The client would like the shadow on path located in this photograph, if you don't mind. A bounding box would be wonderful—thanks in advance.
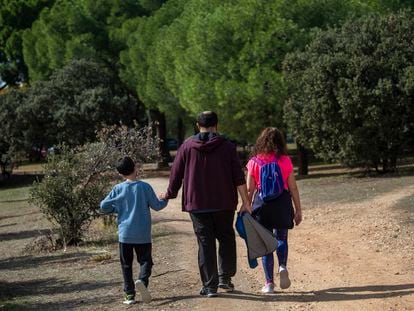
[0,174,43,190]
[296,164,414,181]
[153,269,185,278]
[0,278,119,298]
[0,252,92,271]
[0,229,55,242]
[0,211,41,223]
[152,283,414,306]
[152,217,191,225]
[0,198,29,204]
[0,278,120,310]
[0,223,17,229]
[153,230,192,239]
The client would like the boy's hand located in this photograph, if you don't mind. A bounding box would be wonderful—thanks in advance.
[158,192,167,200]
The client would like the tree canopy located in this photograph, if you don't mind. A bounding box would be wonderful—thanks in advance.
[0,60,138,159]
[0,0,55,86]
[1,0,413,171]
[122,0,384,142]
[22,0,155,82]
[284,10,414,171]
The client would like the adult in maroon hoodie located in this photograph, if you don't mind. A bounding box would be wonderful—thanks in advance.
[163,111,251,297]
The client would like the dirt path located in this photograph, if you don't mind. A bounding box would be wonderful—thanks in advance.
[142,177,414,311]
[1,175,413,310]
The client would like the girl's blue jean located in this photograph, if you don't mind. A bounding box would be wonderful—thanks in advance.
[262,229,288,283]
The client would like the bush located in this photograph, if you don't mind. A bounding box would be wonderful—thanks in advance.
[284,10,414,172]
[30,124,159,246]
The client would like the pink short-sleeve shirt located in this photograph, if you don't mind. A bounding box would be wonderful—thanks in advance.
[246,153,293,190]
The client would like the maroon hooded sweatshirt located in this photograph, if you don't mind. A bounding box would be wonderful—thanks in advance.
[166,132,246,212]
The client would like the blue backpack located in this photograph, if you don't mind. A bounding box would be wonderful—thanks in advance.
[252,156,284,202]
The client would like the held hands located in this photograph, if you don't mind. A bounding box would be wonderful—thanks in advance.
[239,201,252,214]
[294,209,302,226]
[158,192,167,200]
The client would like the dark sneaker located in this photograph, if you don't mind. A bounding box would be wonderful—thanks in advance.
[199,287,218,298]
[123,294,136,305]
[218,281,235,292]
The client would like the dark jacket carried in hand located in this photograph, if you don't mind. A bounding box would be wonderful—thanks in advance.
[166,132,246,212]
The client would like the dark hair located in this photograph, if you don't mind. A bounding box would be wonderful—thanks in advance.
[253,127,288,156]
[197,111,218,128]
[116,156,135,176]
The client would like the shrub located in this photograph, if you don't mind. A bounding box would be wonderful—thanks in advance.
[30,124,159,246]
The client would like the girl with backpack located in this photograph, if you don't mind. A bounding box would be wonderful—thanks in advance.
[246,127,302,294]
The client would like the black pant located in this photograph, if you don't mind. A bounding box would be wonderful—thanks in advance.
[190,210,236,290]
[119,242,153,296]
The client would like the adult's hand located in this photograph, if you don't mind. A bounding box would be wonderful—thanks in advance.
[237,184,251,214]
[294,209,302,226]
[239,201,252,214]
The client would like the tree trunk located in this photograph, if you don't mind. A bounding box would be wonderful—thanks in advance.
[147,109,171,166]
[177,117,185,146]
[390,156,397,171]
[382,156,397,173]
[36,144,43,161]
[296,142,309,176]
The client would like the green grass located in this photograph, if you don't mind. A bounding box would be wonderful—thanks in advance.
[0,299,33,311]
[0,292,47,311]
[0,301,27,311]
[0,186,30,204]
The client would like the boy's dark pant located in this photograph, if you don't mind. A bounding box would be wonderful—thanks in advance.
[190,210,236,291]
[119,242,153,296]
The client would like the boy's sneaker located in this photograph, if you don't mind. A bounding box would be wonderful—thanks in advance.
[279,265,291,289]
[135,279,152,303]
[199,287,218,298]
[218,280,235,292]
[261,282,275,294]
[123,294,136,305]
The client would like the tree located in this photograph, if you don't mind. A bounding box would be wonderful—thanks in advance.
[0,0,55,86]
[156,0,304,141]
[126,0,374,143]
[30,124,160,246]
[22,0,174,162]
[120,0,191,161]
[123,0,299,141]
[142,0,371,175]
[22,0,152,81]
[0,60,138,160]
[0,88,26,161]
[284,10,414,172]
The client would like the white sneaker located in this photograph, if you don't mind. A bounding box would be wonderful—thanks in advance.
[261,283,275,294]
[135,279,152,303]
[279,265,291,289]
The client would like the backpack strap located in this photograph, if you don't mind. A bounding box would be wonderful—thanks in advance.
[251,155,278,166]
[251,156,266,167]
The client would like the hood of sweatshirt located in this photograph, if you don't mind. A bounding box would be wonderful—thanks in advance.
[187,132,226,153]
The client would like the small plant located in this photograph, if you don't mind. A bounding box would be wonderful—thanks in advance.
[90,252,112,263]
[30,124,160,247]
[23,230,63,254]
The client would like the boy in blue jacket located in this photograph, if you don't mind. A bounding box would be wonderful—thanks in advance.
[100,156,168,305]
